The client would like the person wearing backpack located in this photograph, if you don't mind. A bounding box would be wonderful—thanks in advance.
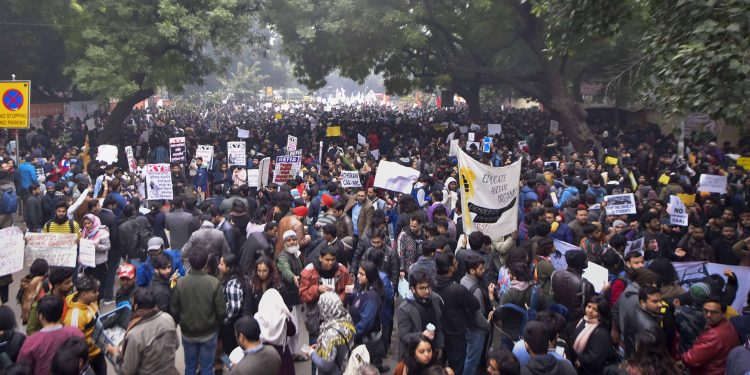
[461,255,495,375]
[43,202,81,237]
[498,262,548,347]
[432,251,481,374]
[551,250,595,341]
[118,204,152,270]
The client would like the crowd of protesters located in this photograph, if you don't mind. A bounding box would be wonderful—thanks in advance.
[0,101,747,375]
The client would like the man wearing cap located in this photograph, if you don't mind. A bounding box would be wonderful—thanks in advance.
[115,264,138,308]
[275,203,310,256]
[136,237,185,287]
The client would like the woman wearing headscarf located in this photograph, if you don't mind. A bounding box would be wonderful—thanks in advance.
[254,288,296,375]
[81,213,110,295]
[309,292,356,375]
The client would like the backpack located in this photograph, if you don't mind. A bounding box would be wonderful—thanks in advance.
[498,284,540,340]
[0,189,17,214]
[135,221,155,261]
[343,345,370,375]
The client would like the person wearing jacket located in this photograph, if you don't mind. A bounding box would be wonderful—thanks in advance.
[358,230,399,290]
[136,237,185,288]
[461,255,494,375]
[519,175,540,222]
[164,197,195,251]
[344,189,374,241]
[148,254,174,316]
[182,218,230,274]
[611,268,659,347]
[81,214,111,296]
[622,285,665,358]
[210,206,236,254]
[521,321,577,375]
[499,262,549,342]
[432,251,480,374]
[442,177,458,217]
[64,276,104,375]
[309,292,356,375]
[554,176,579,210]
[107,288,180,375]
[348,261,387,371]
[171,250,226,375]
[551,250,594,334]
[18,156,38,200]
[572,295,613,375]
[680,297,740,375]
[674,226,715,262]
[0,305,26,369]
[118,205,151,266]
[275,202,310,256]
[24,183,44,232]
[240,222,277,273]
[396,270,444,360]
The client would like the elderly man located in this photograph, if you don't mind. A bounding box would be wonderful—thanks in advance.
[276,230,306,361]
[275,204,310,256]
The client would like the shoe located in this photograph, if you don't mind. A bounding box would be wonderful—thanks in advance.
[292,353,308,362]
[101,299,115,305]
[376,364,390,373]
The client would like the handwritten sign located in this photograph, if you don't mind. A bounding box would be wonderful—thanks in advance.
[79,239,97,268]
[237,128,250,139]
[273,156,302,184]
[698,174,727,194]
[25,233,78,268]
[669,195,688,226]
[0,227,24,276]
[287,135,298,152]
[125,146,136,173]
[603,193,636,215]
[195,145,214,170]
[169,137,186,163]
[145,164,173,200]
[247,169,259,187]
[340,171,362,188]
[228,142,246,167]
[488,124,502,136]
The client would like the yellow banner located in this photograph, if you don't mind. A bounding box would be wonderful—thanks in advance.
[658,174,670,185]
[677,193,696,206]
[604,156,618,165]
[326,126,341,137]
[737,157,750,171]
[274,113,283,120]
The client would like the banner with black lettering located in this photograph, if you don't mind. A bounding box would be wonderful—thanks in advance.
[457,148,521,240]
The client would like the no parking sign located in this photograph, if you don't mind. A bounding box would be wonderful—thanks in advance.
[0,81,30,129]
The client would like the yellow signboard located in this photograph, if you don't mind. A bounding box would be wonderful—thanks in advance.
[604,156,618,165]
[677,193,696,206]
[737,157,750,171]
[326,126,341,137]
[658,174,670,185]
[0,81,30,129]
[274,113,283,120]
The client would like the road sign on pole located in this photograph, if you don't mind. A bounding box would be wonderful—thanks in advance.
[0,81,30,129]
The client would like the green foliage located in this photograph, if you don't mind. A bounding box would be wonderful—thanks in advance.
[216,61,267,100]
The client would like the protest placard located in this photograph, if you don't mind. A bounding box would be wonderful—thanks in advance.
[673,261,750,313]
[466,141,480,151]
[326,126,341,137]
[96,145,118,164]
[482,137,492,153]
[669,195,689,226]
[340,171,362,188]
[258,157,271,188]
[604,193,636,215]
[358,134,367,145]
[79,239,97,268]
[658,174,670,185]
[274,113,283,120]
[698,174,727,194]
[550,120,559,132]
[228,142,246,166]
[544,161,560,170]
[625,237,645,255]
[145,164,173,200]
[247,169,259,187]
[677,193,696,206]
[237,128,250,138]
[273,156,302,184]
[459,126,469,134]
[738,157,750,171]
[449,139,459,157]
[488,124,502,136]
[25,233,78,268]
[125,146,136,173]
[0,227,24,276]
[169,137,186,163]
[287,135,298,152]
[86,118,96,131]
[195,145,214,170]
[583,261,609,293]
[373,161,420,194]
[604,156,618,165]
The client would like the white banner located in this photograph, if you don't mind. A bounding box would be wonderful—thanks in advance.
[125,146,136,173]
[79,239,97,268]
[169,137,186,163]
[340,171,362,188]
[604,193,637,215]
[287,135,298,152]
[273,156,302,184]
[145,164,173,200]
[25,233,78,268]
[673,261,750,313]
[358,134,367,145]
[698,174,727,194]
[228,142,246,166]
[488,124,502,136]
[195,145,214,170]
[247,169,259,187]
[0,227,24,276]
[458,149,521,240]
[96,145,118,164]
[258,157,271,188]
[373,161,420,194]
[669,195,688,226]
[237,128,250,138]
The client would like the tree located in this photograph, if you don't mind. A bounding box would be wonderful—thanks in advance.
[217,61,267,102]
[58,0,263,143]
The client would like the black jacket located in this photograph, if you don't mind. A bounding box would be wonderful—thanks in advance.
[521,354,577,375]
[119,215,151,261]
[149,274,173,316]
[551,268,594,322]
[432,274,480,336]
[573,321,614,375]
[239,231,274,273]
[623,306,663,358]
[24,195,43,229]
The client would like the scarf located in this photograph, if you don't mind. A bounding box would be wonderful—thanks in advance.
[254,289,292,347]
[573,316,600,354]
[119,307,160,364]
[510,280,530,291]
[315,292,355,361]
[81,214,101,239]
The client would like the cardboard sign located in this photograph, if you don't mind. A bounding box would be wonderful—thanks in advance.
[145,164,173,200]
[482,137,492,153]
[604,156,618,165]
[228,142,247,167]
[237,128,250,139]
[247,169,259,187]
[25,233,78,268]
[488,124,502,136]
[358,134,367,145]
[273,156,302,184]
[287,135,298,152]
[677,193,696,206]
[195,145,214,170]
[79,239,97,268]
[326,126,341,137]
[0,227,24,276]
[669,195,688,226]
[737,157,750,171]
[658,174,670,185]
[550,120,559,132]
[340,171,362,188]
[604,193,637,215]
[169,137,186,163]
[96,145,118,164]
[125,146,136,173]
[274,113,283,120]
[698,174,727,194]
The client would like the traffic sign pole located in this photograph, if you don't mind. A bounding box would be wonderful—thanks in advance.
[10,75,19,166]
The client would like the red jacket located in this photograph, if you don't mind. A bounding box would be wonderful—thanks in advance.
[680,319,739,375]
[298,262,351,304]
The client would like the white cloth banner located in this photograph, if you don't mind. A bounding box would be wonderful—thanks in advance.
[458,149,521,240]
[373,161,420,194]
[0,227,24,276]
[96,145,118,164]
[698,174,727,194]
[25,233,78,267]
[673,261,750,313]
[604,193,637,215]
[195,145,214,170]
[669,195,689,226]
[145,164,173,200]
[340,171,362,188]
[228,142,246,166]
[79,239,97,268]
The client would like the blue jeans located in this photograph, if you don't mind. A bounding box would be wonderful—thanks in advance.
[464,329,487,375]
[183,332,218,375]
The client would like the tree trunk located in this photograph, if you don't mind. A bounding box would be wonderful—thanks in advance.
[440,89,455,108]
[456,82,481,121]
[99,88,154,144]
[546,91,590,151]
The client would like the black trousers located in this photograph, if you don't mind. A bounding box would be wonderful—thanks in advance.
[443,332,467,375]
